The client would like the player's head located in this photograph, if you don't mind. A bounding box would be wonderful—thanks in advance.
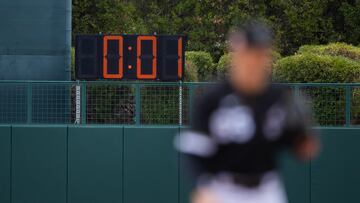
[228,20,274,94]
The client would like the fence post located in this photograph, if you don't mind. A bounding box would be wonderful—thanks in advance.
[345,86,351,126]
[178,81,183,126]
[81,82,87,124]
[188,84,194,125]
[26,83,33,124]
[293,85,300,99]
[75,82,81,124]
[135,84,141,125]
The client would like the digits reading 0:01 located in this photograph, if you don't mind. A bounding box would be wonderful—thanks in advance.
[75,34,187,81]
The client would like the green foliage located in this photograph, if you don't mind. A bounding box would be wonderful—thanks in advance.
[273,54,360,83]
[73,0,360,60]
[185,51,214,81]
[272,51,282,64]
[216,53,231,80]
[340,2,360,45]
[184,61,199,82]
[72,0,147,42]
[298,43,360,63]
[72,0,360,83]
[168,0,266,60]
[268,0,335,55]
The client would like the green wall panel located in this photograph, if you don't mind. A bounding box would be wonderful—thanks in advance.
[179,127,193,203]
[0,126,11,203]
[68,126,123,203]
[179,153,192,203]
[124,127,179,203]
[278,128,322,203]
[279,153,310,203]
[311,128,360,203]
[11,126,67,203]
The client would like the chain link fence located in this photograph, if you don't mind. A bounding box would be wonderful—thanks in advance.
[0,81,359,126]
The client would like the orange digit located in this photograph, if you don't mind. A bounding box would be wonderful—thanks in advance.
[137,36,157,79]
[103,36,123,78]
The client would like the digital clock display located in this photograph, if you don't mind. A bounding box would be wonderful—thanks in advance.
[75,34,187,81]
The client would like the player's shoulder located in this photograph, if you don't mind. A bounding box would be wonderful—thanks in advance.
[194,82,233,110]
[269,83,288,92]
[198,82,232,100]
[268,83,292,98]
[261,84,294,107]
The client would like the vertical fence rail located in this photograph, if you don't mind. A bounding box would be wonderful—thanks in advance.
[293,85,300,100]
[345,86,351,126]
[81,82,87,124]
[135,84,141,125]
[75,83,81,124]
[26,83,32,124]
[178,82,183,126]
[188,84,194,125]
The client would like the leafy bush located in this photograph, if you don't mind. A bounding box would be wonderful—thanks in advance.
[184,61,199,82]
[272,50,282,64]
[298,43,360,63]
[273,53,360,83]
[185,51,215,81]
[216,53,231,80]
[273,53,360,125]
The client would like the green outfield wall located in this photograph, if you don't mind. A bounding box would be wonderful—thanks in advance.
[0,126,359,203]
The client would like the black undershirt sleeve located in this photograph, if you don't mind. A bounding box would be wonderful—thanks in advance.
[281,92,315,147]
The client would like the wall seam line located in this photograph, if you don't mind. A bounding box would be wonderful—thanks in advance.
[10,125,12,203]
[309,159,312,203]
[122,126,124,203]
[178,127,180,203]
[66,126,69,203]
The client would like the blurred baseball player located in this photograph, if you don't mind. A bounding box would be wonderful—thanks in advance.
[175,20,319,203]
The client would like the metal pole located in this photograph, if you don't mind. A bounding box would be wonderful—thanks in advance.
[135,84,141,125]
[345,86,351,126]
[81,82,87,124]
[188,84,194,125]
[26,83,33,124]
[179,81,183,126]
[293,85,300,99]
[75,82,81,124]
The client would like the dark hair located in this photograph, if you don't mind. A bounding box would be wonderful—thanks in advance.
[230,20,274,48]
